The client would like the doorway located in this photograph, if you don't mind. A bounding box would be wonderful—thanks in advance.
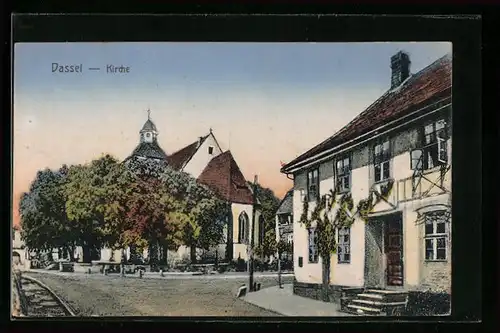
[385,215,404,287]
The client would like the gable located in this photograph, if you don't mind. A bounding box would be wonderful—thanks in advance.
[182,133,223,179]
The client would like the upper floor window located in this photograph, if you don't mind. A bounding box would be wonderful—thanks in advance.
[208,146,214,155]
[307,169,319,202]
[413,119,448,170]
[287,234,293,244]
[336,155,351,193]
[308,228,319,263]
[424,210,449,261]
[374,140,391,182]
[337,227,351,263]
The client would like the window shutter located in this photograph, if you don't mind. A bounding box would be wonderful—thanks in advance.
[437,137,448,164]
[410,149,423,170]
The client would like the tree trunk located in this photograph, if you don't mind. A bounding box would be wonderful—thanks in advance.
[321,255,331,302]
[190,245,197,264]
[82,245,91,263]
[162,244,169,267]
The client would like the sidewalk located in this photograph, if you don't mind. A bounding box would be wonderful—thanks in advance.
[243,284,354,317]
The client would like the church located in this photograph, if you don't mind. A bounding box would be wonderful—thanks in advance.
[100,112,263,265]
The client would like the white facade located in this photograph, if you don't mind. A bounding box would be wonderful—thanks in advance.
[292,110,452,293]
[182,133,223,179]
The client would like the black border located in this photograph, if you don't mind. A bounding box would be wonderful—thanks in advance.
[5,12,484,333]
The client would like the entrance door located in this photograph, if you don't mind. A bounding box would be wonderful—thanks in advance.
[385,217,403,286]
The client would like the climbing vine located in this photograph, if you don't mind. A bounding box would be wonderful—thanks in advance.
[357,179,394,221]
[298,188,355,258]
[299,179,395,258]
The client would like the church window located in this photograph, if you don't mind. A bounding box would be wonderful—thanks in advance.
[238,212,249,244]
[208,146,214,155]
[146,133,151,138]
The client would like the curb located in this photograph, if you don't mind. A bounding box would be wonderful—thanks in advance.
[22,274,77,316]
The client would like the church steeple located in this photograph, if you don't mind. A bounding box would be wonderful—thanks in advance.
[140,108,158,143]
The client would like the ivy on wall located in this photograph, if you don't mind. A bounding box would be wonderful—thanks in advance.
[298,179,395,259]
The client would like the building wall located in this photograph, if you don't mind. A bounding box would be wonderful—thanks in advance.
[182,134,223,178]
[13,230,24,249]
[292,111,452,291]
[231,202,261,261]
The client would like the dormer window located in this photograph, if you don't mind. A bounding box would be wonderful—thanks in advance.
[208,146,214,155]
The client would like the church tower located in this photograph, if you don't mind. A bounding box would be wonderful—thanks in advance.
[140,109,158,143]
[125,108,168,162]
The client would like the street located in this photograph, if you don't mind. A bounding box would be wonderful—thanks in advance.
[22,272,293,316]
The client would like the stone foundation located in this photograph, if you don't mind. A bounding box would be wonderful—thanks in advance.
[292,279,361,304]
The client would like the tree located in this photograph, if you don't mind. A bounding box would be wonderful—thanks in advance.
[248,182,281,259]
[123,176,187,266]
[63,155,129,262]
[19,166,74,259]
[162,169,228,263]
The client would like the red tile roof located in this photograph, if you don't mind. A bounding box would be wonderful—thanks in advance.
[197,151,254,205]
[282,53,452,172]
[167,135,209,171]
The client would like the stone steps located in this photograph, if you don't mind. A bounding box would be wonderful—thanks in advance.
[341,288,409,316]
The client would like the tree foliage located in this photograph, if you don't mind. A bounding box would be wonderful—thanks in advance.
[20,153,233,265]
[19,166,73,254]
[248,182,281,257]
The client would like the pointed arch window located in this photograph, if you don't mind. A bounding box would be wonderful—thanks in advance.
[238,212,250,244]
[258,216,265,245]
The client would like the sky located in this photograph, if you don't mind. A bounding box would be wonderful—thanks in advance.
[13,42,452,226]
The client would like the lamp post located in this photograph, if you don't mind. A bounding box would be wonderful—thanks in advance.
[248,175,258,292]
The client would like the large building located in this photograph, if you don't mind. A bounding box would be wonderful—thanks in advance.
[280,52,452,315]
[99,113,263,264]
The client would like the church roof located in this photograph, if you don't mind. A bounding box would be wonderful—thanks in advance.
[128,141,168,160]
[141,119,157,132]
[276,189,294,215]
[168,134,210,171]
[197,150,254,205]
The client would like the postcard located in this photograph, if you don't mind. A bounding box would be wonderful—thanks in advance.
[12,41,452,318]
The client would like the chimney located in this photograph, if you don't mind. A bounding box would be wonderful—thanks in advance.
[197,136,203,147]
[390,51,411,89]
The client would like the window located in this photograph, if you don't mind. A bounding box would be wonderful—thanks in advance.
[308,228,319,263]
[146,132,151,138]
[337,227,351,263]
[287,234,293,244]
[299,189,306,203]
[258,216,265,245]
[374,140,391,182]
[424,210,449,261]
[420,119,448,170]
[336,155,351,192]
[307,169,319,202]
[238,212,249,244]
[208,146,214,155]
[12,229,15,241]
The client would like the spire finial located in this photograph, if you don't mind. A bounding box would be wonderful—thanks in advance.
[209,127,213,134]
[147,108,151,120]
